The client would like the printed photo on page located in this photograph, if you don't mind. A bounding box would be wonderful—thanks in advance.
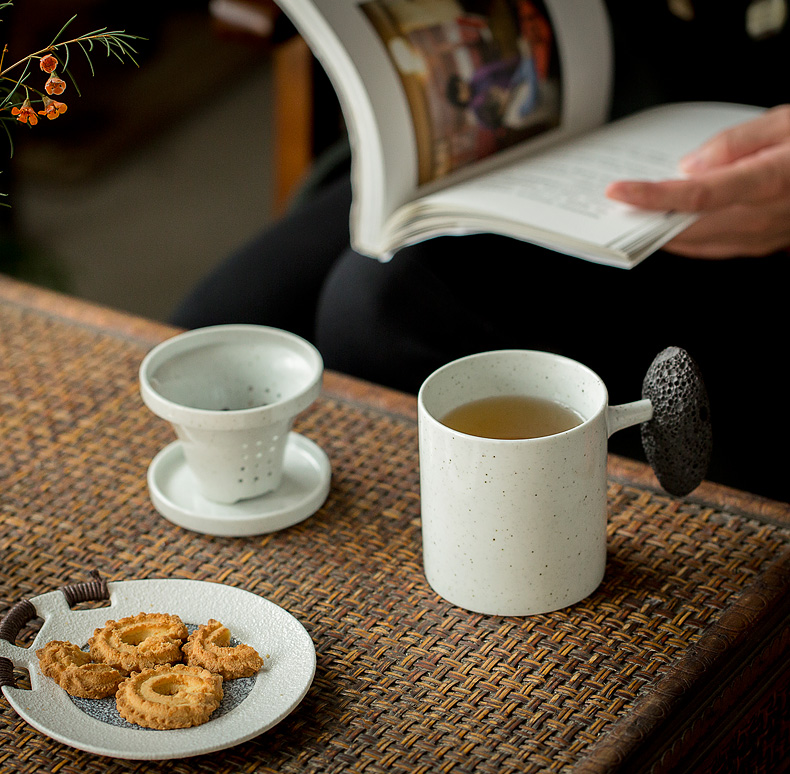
[360,0,562,185]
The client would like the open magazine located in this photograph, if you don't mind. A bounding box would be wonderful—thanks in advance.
[275,0,763,268]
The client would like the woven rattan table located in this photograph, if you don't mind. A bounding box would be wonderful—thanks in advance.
[1,275,788,773]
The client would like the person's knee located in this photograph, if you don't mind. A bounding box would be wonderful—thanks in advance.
[315,249,402,385]
[315,244,501,392]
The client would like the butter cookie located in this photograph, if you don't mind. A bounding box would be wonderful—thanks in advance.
[89,612,188,674]
[115,663,223,729]
[36,640,124,699]
[182,618,263,680]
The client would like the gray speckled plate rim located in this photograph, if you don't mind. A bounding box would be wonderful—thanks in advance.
[0,579,316,760]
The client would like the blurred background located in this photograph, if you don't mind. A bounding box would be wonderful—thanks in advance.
[0,0,341,322]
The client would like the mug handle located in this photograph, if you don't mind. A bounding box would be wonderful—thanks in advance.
[605,348,712,497]
[606,399,653,438]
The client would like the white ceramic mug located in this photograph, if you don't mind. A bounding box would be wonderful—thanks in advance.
[140,325,323,504]
[418,349,652,616]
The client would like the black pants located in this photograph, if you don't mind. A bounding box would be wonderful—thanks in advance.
[172,175,788,502]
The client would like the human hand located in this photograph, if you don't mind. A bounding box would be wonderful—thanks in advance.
[605,105,790,258]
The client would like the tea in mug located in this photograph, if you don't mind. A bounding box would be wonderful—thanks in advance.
[440,394,583,439]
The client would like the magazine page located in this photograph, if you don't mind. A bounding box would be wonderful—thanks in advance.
[276,0,613,255]
[275,0,413,242]
[389,102,764,266]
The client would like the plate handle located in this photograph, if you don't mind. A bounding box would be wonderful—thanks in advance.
[0,599,37,688]
[60,569,109,608]
[0,570,109,689]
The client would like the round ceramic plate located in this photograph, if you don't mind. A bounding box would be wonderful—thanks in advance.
[148,433,331,536]
[0,579,316,760]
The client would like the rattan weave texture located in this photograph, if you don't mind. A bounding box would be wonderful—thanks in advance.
[1,298,788,773]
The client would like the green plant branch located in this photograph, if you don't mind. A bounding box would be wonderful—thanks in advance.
[0,1,143,190]
[0,30,140,79]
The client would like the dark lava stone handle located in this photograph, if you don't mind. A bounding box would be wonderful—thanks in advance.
[641,347,713,497]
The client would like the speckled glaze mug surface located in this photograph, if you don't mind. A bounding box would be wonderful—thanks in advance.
[140,325,323,504]
[418,350,652,616]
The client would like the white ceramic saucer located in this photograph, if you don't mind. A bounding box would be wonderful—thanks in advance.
[147,432,331,536]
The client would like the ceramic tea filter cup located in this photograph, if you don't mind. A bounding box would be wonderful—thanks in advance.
[417,348,711,616]
[139,325,330,537]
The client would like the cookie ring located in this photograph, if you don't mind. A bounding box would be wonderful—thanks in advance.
[89,612,188,674]
[36,640,125,699]
[182,619,264,680]
[115,664,223,729]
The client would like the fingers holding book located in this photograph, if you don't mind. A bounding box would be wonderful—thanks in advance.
[605,104,790,258]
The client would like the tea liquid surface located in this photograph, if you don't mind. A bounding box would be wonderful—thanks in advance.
[440,394,583,439]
